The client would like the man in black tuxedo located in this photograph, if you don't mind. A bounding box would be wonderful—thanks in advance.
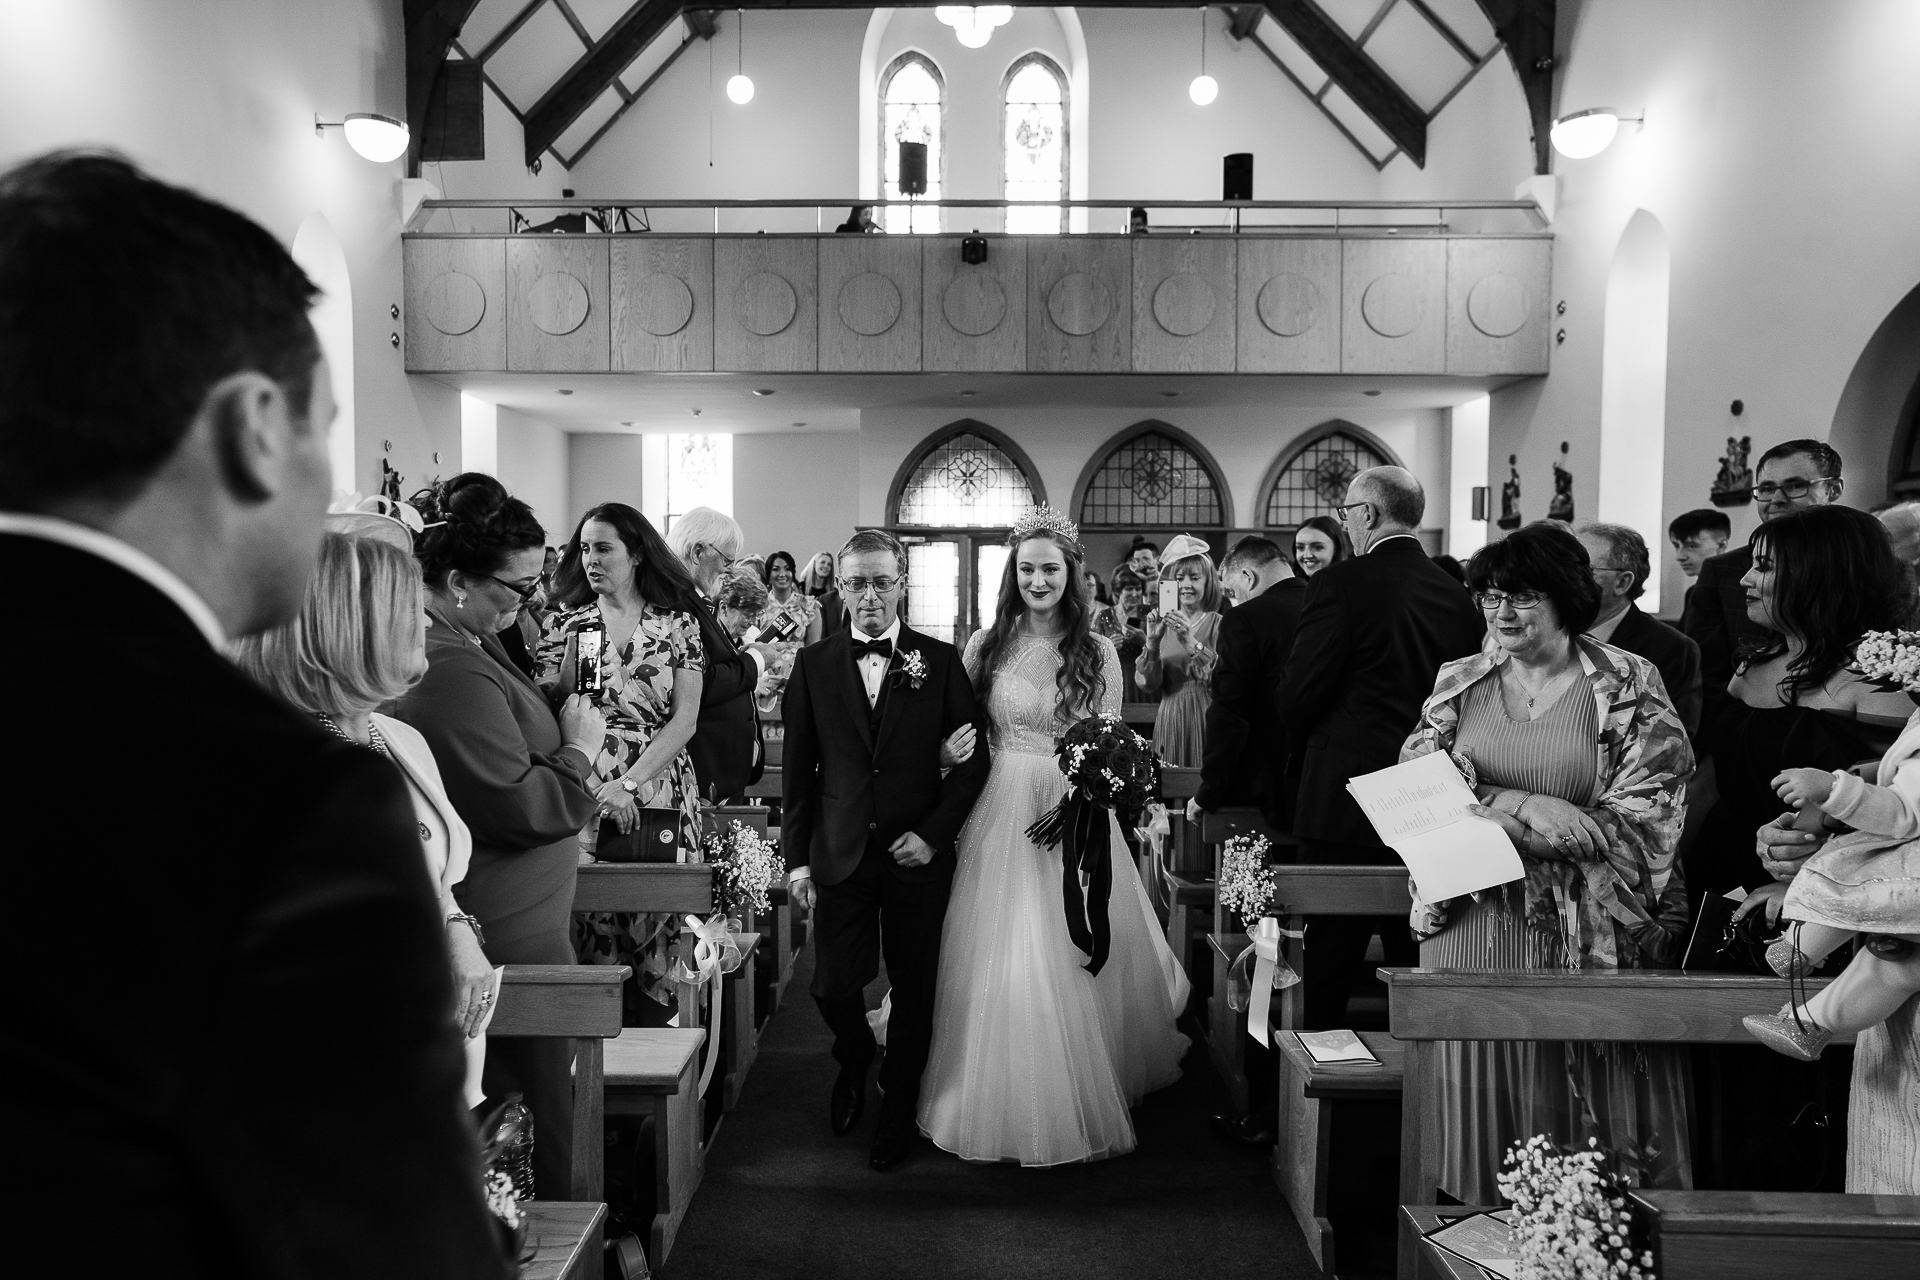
[1578,523,1704,737]
[782,529,989,1170]
[1277,468,1485,1031]
[1194,535,1307,831]
[671,506,772,801]
[0,155,506,1276]
[1681,440,1844,725]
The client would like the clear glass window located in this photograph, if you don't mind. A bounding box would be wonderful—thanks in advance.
[881,53,944,235]
[1003,56,1066,235]
[665,433,732,535]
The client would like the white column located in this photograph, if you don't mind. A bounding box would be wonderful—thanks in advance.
[460,393,497,476]
[1449,396,1490,561]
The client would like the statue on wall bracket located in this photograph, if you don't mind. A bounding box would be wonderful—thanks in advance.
[380,458,405,504]
[1711,435,1754,507]
[1548,441,1574,523]
[1497,454,1522,531]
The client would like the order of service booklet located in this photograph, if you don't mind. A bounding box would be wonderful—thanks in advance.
[1345,751,1525,904]
[1424,1210,1520,1279]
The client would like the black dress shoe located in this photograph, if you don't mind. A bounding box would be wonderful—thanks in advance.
[830,1066,867,1136]
[869,1115,915,1170]
[1209,1110,1277,1147]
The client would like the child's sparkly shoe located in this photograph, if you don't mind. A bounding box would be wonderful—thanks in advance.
[1742,1002,1832,1061]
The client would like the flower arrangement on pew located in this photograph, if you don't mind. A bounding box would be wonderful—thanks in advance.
[1218,834,1298,1046]
[1496,1136,1654,1280]
[1217,833,1275,927]
[670,821,781,1094]
[1027,714,1161,975]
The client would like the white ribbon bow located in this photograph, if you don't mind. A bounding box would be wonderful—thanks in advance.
[1134,803,1171,859]
[671,913,746,1097]
[1227,916,1301,1047]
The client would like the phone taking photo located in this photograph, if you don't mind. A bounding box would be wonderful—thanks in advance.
[1158,581,1179,615]
[575,621,606,696]
[763,611,799,642]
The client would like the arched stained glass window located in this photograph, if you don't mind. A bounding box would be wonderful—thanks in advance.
[1003,55,1067,235]
[880,53,943,235]
[895,430,1038,526]
[1264,430,1390,526]
[1079,429,1223,527]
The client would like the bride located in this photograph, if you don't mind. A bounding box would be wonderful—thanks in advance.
[918,504,1191,1165]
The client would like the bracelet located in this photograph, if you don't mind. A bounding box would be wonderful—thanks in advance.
[446,912,486,947]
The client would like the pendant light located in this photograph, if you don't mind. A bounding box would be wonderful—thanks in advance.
[726,9,754,104]
[1189,8,1218,106]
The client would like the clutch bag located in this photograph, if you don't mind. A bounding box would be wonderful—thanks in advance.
[595,808,684,863]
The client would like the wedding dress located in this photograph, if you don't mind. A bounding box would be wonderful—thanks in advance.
[918,630,1190,1165]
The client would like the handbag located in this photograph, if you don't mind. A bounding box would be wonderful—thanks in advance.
[595,807,685,863]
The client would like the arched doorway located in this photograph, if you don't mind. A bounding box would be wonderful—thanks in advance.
[1829,277,1920,508]
[1598,209,1670,611]
[290,213,355,496]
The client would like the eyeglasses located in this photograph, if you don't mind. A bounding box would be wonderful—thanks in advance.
[1334,501,1373,518]
[839,576,900,597]
[1475,590,1546,611]
[486,574,541,602]
[1752,478,1830,501]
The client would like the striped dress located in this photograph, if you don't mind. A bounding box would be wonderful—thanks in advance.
[1422,675,1694,1202]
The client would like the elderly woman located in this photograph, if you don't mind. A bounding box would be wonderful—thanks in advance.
[1137,533,1222,766]
[1401,522,1695,1203]
[715,564,772,643]
[395,473,604,1194]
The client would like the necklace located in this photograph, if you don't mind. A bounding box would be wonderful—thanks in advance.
[1508,662,1575,710]
[315,712,393,759]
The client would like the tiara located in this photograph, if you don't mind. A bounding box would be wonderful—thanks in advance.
[1008,503,1081,551]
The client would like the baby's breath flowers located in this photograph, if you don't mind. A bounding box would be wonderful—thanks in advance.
[1217,834,1275,927]
[1496,1136,1655,1280]
[704,820,782,919]
[484,1168,521,1230]
[1854,630,1920,693]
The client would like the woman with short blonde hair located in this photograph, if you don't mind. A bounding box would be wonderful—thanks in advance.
[1136,534,1223,766]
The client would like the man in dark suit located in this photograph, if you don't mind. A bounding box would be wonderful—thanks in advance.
[1194,535,1307,831]
[1578,523,1704,737]
[670,507,771,801]
[1,154,507,1276]
[1276,467,1485,1031]
[782,530,989,1170]
[1682,439,1845,724]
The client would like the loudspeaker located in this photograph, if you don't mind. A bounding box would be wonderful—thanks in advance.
[422,61,484,162]
[898,141,928,196]
[1223,152,1253,201]
[961,237,988,265]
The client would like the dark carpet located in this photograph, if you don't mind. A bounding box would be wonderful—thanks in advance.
[655,944,1324,1280]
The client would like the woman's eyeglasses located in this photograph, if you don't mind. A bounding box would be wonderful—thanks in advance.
[486,574,541,602]
[1475,589,1545,611]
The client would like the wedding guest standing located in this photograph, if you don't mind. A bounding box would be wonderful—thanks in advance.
[1098,566,1151,707]
[1277,467,1483,1030]
[715,564,772,643]
[1668,508,1731,616]
[802,549,845,636]
[668,507,768,802]
[1195,536,1306,831]
[1291,514,1352,580]
[1,153,509,1276]
[1402,522,1696,1203]
[397,473,604,1199]
[1136,533,1223,766]
[1126,535,1160,579]
[1577,522,1704,737]
[539,503,708,1023]
[759,550,824,646]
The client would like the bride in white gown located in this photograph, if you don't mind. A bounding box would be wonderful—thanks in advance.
[919,505,1191,1166]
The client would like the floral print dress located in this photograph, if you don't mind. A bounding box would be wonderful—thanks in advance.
[538,601,705,1021]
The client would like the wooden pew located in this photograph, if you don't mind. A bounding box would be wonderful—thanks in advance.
[708,803,794,1014]
[762,736,784,768]
[1384,968,1851,1280]
[1276,1030,1404,1277]
[603,1027,708,1267]
[520,1201,608,1280]
[572,863,713,915]
[1195,806,1288,1107]
[488,965,627,1209]
[1270,865,1408,1031]
[717,924,765,1112]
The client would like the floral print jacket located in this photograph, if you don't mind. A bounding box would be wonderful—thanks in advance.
[1400,634,1695,970]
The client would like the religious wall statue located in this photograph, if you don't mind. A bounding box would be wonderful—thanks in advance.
[1497,454,1522,530]
[1711,435,1754,507]
[1548,441,1574,523]
[380,458,404,504]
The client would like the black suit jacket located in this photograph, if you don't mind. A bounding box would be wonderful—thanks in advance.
[1680,542,1762,726]
[2,535,507,1279]
[781,624,989,887]
[1276,538,1486,849]
[688,593,764,802]
[1198,575,1308,828]
[1607,602,1704,739]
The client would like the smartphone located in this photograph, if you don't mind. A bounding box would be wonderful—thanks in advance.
[762,611,800,642]
[1158,581,1179,615]
[575,620,606,696]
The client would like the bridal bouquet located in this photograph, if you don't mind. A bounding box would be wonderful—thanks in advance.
[1027,715,1160,976]
[1854,629,1920,693]
[1495,1136,1655,1280]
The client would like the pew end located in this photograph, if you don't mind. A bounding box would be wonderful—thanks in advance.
[1633,1189,1920,1276]
[520,1201,608,1280]
[489,965,629,1204]
[1275,1030,1404,1276]
[605,1027,708,1267]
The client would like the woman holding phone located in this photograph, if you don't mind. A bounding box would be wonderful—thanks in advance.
[1136,533,1223,766]
[537,503,707,1023]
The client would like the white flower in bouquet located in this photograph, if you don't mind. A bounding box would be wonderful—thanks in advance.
[1854,629,1920,692]
[1216,834,1275,926]
[1495,1136,1654,1280]
[704,821,782,919]
[484,1168,522,1230]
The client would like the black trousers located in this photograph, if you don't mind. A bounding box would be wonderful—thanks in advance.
[811,842,954,1119]
[1297,840,1419,1031]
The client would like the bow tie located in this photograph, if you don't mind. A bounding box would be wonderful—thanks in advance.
[851,637,894,661]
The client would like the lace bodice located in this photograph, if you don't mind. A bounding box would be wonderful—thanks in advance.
[964,630,1124,757]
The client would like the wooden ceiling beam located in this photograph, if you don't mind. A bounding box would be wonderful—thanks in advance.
[1473,0,1556,174]
[403,0,485,177]
[524,2,718,167]
[1259,0,1427,167]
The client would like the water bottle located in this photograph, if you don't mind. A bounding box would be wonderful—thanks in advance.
[500,1093,536,1201]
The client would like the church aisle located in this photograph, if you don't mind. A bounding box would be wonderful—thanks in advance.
[656,945,1321,1279]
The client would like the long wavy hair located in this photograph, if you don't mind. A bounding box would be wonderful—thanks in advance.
[970,532,1106,719]
[1747,504,1907,704]
[1293,514,1353,574]
[552,502,707,617]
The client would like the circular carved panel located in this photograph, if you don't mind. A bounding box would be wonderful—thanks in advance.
[1046,272,1112,336]
[1152,272,1216,337]
[426,270,486,336]
[1361,272,1423,338]
[1467,273,1531,338]
[942,273,1007,336]
[632,273,694,337]
[527,272,591,336]
[736,272,798,336]
[1256,273,1320,337]
[837,272,902,336]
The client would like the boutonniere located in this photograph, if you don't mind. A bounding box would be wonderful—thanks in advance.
[890,647,928,690]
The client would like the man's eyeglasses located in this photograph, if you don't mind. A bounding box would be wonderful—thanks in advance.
[839,576,900,597]
[1752,478,1830,501]
[1475,589,1546,611]
[698,543,737,571]
[487,574,541,602]
[1333,500,1373,518]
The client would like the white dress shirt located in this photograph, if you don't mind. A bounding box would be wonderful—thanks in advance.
[853,618,903,707]
[1365,531,1421,554]
[0,511,226,647]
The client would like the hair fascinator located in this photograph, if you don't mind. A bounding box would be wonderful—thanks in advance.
[1159,532,1213,567]
[326,492,426,550]
[1009,503,1082,555]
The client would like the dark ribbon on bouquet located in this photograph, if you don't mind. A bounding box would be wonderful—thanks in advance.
[1028,790,1114,976]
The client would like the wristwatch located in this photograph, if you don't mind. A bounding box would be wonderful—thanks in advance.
[620,777,640,796]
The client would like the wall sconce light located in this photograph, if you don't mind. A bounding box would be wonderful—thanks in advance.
[315,112,409,163]
[1549,107,1644,160]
